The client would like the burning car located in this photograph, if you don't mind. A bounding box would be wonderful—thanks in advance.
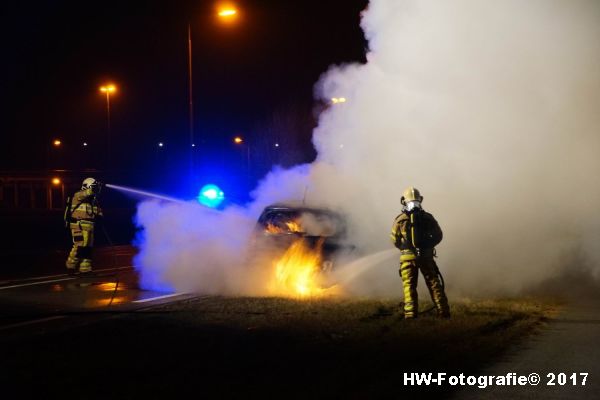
[249,203,354,296]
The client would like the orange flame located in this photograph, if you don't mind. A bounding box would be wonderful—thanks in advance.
[265,222,284,234]
[285,220,303,233]
[264,219,303,234]
[269,238,339,298]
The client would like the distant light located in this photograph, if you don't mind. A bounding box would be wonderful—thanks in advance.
[192,143,196,147]
[198,184,225,208]
[100,84,117,93]
[274,143,280,148]
[53,139,62,147]
[233,136,243,144]
[52,177,61,186]
[83,142,88,147]
[218,9,237,17]
[158,142,164,147]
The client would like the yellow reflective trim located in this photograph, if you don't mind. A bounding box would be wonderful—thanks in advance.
[400,253,416,262]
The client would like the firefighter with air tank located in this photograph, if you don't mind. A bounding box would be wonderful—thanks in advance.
[64,178,103,274]
[391,187,450,318]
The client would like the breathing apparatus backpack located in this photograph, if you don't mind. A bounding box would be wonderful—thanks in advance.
[410,209,443,250]
[394,209,443,251]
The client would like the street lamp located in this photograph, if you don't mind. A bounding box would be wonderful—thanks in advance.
[187,3,240,185]
[53,139,62,147]
[217,4,238,21]
[233,135,250,175]
[99,83,117,165]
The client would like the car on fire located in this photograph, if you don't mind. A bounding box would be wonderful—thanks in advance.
[249,203,355,274]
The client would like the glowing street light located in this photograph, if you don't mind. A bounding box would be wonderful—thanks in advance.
[158,142,164,148]
[187,3,240,188]
[99,83,117,165]
[233,136,250,178]
[53,139,62,147]
[52,177,61,186]
[218,8,237,18]
[217,3,239,21]
[99,84,116,94]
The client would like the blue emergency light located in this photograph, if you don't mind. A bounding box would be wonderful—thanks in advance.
[198,184,225,208]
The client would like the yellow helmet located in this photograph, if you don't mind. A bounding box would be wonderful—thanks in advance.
[82,177,97,190]
[401,187,423,205]
[82,177,102,194]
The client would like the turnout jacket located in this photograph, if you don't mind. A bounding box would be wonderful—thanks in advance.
[68,190,103,222]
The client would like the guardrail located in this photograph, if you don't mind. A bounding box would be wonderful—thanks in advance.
[0,171,100,210]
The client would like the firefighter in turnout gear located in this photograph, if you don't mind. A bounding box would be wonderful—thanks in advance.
[64,178,103,274]
[391,187,450,318]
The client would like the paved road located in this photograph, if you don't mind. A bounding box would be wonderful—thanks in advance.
[0,246,196,339]
[454,300,600,399]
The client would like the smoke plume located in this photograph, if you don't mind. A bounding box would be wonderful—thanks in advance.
[135,0,600,297]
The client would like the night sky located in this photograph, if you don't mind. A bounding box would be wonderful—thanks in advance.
[2,0,368,194]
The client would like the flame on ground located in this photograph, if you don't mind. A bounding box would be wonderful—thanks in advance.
[269,238,340,298]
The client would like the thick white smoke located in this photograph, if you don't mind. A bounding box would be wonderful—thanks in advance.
[135,0,600,297]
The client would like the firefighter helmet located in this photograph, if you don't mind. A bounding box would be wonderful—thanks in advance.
[401,187,423,205]
[82,177,98,191]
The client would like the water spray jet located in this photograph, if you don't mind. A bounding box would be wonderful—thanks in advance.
[105,184,187,204]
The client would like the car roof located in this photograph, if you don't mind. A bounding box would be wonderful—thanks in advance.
[261,203,340,216]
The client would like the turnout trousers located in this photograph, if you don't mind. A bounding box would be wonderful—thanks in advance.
[400,252,450,318]
[66,220,95,272]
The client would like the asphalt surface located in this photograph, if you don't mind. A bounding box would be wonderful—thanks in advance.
[454,300,600,399]
[0,245,196,339]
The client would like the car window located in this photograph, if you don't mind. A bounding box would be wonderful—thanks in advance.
[260,209,342,237]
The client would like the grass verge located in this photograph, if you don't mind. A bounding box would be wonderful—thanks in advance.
[1,297,556,399]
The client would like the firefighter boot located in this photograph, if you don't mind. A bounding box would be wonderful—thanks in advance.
[79,259,93,273]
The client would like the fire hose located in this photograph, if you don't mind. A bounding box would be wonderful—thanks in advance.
[418,263,445,315]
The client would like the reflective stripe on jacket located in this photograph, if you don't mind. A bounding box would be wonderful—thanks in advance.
[70,190,103,221]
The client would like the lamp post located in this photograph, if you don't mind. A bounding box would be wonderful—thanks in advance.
[233,135,250,180]
[47,138,62,170]
[233,135,250,165]
[187,4,239,186]
[99,84,117,166]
